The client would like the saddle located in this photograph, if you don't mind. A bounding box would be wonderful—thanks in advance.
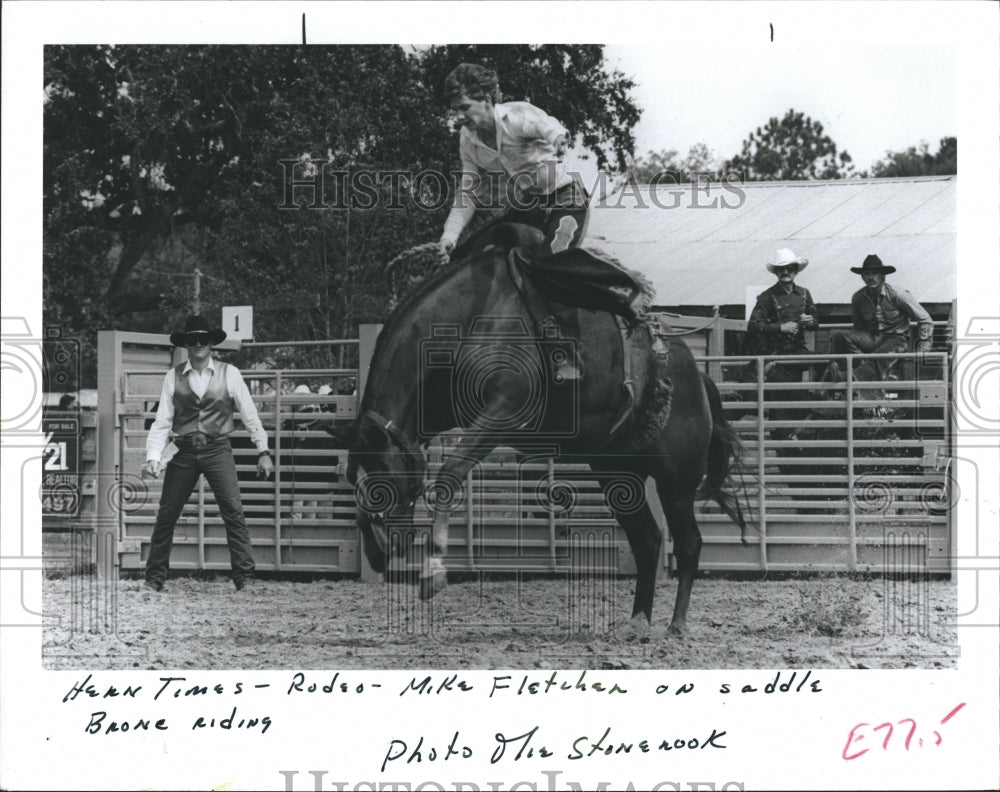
[499,224,672,444]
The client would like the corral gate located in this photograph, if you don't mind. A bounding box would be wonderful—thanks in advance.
[704,350,953,574]
[97,325,954,579]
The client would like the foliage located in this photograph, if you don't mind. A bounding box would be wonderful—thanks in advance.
[43,45,640,385]
[867,136,956,178]
[724,108,855,181]
[623,142,721,184]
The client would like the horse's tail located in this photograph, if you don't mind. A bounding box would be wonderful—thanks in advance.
[697,372,751,543]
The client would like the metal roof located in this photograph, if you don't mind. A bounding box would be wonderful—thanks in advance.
[583,175,956,306]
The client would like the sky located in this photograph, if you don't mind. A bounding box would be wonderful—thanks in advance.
[600,44,957,172]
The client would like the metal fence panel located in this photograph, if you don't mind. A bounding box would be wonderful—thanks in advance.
[101,328,952,578]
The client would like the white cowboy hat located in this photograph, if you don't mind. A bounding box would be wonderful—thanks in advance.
[766,248,809,274]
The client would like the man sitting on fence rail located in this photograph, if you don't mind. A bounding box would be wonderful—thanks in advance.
[738,248,820,440]
[828,254,933,392]
[142,315,274,593]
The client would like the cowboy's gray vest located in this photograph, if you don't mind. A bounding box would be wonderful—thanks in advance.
[172,361,236,438]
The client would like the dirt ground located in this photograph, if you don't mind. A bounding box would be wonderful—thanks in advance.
[42,571,957,670]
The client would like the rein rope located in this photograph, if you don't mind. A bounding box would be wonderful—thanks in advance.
[384,242,450,311]
[650,307,723,337]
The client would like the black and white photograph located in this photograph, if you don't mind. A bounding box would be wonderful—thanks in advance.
[2,2,997,791]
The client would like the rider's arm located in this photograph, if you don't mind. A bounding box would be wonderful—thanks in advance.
[440,146,482,250]
[509,102,568,151]
[504,103,570,197]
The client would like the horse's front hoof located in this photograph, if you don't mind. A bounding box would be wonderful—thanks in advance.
[619,616,651,643]
[667,621,688,638]
[419,570,448,600]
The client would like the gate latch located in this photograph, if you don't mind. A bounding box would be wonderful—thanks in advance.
[921,440,947,470]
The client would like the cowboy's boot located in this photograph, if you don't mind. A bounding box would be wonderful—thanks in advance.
[607,286,650,333]
[625,293,649,330]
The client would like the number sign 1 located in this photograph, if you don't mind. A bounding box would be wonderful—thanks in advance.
[222,305,254,341]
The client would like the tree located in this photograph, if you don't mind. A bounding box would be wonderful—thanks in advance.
[43,45,641,384]
[624,143,721,183]
[867,136,956,178]
[44,46,454,379]
[724,109,855,181]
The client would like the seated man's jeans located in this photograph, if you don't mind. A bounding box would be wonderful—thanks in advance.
[145,436,255,585]
[832,330,908,382]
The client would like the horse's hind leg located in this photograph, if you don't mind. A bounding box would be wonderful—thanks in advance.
[613,503,663,630]
[654,479,702,636]
[590,465,662,631]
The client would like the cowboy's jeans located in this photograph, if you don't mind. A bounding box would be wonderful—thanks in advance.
[145,437,255,586]
[507,181,590,254]
[831,330,908,381]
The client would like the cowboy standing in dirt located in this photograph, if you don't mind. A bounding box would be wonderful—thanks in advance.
[142,315,273,592]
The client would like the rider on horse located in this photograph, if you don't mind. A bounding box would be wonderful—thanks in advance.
[437,63,652,374]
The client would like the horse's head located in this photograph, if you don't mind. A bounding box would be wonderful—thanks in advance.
[326,412,427,573]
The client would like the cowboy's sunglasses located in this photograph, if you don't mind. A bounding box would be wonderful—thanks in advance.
[774,265,798,275]
[184,333,212,347]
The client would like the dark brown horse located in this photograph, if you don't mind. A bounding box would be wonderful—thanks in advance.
[332,228,745,635]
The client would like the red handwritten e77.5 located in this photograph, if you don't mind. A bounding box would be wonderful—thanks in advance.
[842,703,966,760]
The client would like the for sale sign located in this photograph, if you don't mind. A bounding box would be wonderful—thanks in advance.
[41,415,80,516]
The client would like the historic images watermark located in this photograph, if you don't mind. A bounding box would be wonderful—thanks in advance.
[277,159,747,213]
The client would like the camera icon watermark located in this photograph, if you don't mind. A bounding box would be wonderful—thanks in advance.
[1,317,45,434]
[1,320,81,435]
[417,317,580,440]
[916,316,1000,440]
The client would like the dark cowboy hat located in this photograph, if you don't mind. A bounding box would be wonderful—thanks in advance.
[169,315,227,347]
[851,254,896,275]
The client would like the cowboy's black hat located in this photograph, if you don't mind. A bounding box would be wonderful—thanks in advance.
[169,315,227,347]
[851,254,896,275]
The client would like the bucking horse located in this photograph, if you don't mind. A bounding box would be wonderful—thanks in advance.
[329,224,745,636]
